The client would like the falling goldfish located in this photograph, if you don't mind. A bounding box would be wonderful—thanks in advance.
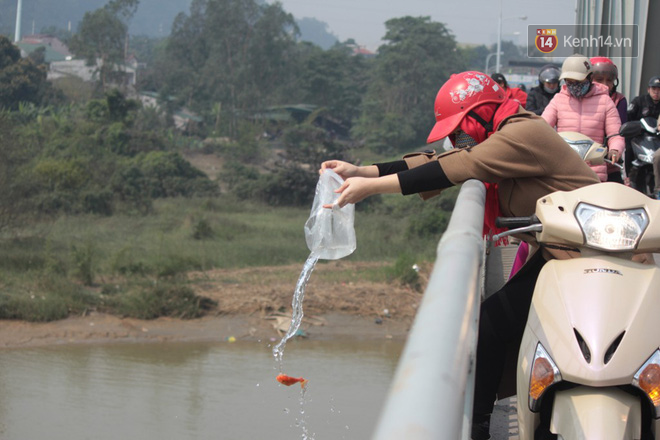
[276,374,308,388]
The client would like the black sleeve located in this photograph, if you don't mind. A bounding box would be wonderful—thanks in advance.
[526,91,540,115]
[374,160,408,176]
[627,96,640,121]
[397,160,454,195]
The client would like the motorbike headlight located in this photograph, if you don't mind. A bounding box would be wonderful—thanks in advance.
[564,139,592,160]
[529,343,562,412]
[633,349,660,418]
[575,203,648,251]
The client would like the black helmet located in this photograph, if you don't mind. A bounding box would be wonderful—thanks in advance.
[649,76,660,88]
[538,65,560,85]
[491,73,508,88]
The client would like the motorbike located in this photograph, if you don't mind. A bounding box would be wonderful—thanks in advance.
[623,117,660,197]
[493,140,660,439]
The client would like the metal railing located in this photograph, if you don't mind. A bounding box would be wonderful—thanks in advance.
[372,179,487,440]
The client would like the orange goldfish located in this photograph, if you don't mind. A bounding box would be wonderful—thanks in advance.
[276,374,308,388]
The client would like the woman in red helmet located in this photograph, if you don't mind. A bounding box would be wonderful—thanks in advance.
[591,56,628,183]
[590,56,627,124]
[320,71,598,439]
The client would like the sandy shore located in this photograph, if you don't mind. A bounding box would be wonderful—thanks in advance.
[0,312,413,349]
[0,261,423,348]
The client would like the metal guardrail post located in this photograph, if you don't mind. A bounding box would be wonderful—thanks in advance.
[372,180,487,440]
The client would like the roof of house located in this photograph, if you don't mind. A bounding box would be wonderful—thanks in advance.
[17,42,70,63]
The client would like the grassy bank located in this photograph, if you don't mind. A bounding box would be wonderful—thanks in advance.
[0,192,447,322]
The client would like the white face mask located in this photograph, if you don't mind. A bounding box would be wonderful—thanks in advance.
[453,130,478,148]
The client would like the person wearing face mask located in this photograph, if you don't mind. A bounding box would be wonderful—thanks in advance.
[319,71,599,440]
[525,64,561,115]
[542,54,625,182]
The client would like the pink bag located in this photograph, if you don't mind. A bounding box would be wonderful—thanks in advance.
[509,242,529,279]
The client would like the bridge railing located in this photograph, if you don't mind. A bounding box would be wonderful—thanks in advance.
[372,179,487,440]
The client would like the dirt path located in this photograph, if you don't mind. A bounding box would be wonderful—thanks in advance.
[0,261,426,348]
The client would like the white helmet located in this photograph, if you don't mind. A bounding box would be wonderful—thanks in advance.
[559,54,592,81]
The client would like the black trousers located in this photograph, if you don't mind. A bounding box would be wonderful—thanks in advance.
[472,250,547,417]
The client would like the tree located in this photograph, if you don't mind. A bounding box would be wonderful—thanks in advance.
[0,35,21,70]
[293,41,370,124]
[0,114,39,231]
[159,0,299,135]
[0,36,53,109]
[69,0,140,88]
[352,17,467,153]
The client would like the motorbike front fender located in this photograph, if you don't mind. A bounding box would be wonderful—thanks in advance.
[551,387,641,440]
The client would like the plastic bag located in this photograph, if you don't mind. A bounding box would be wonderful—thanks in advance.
[304,169,356,260]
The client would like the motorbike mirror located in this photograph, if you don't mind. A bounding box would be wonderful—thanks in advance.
[619,121,644,138]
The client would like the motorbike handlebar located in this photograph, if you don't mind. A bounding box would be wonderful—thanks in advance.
[495,215,538,229]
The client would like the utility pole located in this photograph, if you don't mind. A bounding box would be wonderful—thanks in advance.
[14,0,23,42]
[496,0,502,74]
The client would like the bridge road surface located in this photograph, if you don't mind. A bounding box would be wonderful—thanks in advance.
[491,397,518,439]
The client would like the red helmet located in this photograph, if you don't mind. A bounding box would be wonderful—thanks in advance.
[589,56,618,80]
[427,71,506,144]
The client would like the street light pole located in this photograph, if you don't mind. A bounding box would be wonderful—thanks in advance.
[14,0,23,42]
[485,52,503,74]
[495,0,527,75]
[496,0,502,74]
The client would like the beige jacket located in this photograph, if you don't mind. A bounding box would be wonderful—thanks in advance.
[403,110,600,218]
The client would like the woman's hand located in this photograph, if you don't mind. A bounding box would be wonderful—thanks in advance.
[325,177,373,208]
[319,160,360,180]
[608,149,621,163]
[322,174,401,208]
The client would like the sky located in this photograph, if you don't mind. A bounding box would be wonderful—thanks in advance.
[272,0,578,51]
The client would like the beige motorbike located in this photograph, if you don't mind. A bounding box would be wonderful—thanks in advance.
[494,136,660,439]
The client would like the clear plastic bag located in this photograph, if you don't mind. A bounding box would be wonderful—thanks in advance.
[304,169,356,260]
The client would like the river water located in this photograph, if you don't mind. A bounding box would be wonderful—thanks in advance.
[0,339,403,440]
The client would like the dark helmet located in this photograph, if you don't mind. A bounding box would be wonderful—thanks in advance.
[538,65,561,85]
[649,76,660,88]
[491,73,508,89]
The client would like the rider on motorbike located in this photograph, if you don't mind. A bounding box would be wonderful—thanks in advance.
[318,71,600,440]
[629,76,660,198]
[542,54,625,182]
[526,64,561,115]
[590,56,628,183]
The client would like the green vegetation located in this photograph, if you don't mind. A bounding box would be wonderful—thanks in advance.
[0,0,502,322]
[0,191,456,321]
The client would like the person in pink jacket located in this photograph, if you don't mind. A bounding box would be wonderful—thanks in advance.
[542,54,624,181]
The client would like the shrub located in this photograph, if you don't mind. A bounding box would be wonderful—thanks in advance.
[407,209,449,239]
[0,292,70,321]
[70,241,96,286]
[109,283,217,319]
[259,165,317,206]
[386,253,421,290]
[110,246,150,276]
[82,189,114,216]
[192,217,214,240]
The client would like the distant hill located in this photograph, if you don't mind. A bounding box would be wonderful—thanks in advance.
[0,0,191,37]
[296,17,338,49]
[0,0,338,48]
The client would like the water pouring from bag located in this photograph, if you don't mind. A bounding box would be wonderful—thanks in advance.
[273,169,357,371]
